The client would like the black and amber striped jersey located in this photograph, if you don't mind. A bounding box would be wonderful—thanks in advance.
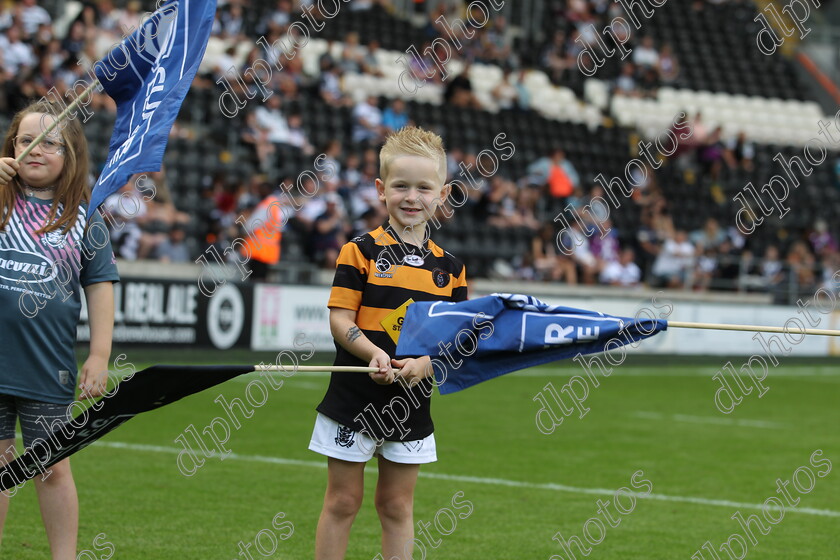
[316,221,468,442]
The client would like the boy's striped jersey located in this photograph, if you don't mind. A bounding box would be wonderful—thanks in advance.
[316,221,467,441]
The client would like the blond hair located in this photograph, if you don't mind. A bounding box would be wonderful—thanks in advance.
[379,126,446,184]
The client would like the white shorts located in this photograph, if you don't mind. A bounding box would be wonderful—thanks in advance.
[308,413,437,464]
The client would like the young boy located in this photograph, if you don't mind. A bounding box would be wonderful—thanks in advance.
[309,127,467,560]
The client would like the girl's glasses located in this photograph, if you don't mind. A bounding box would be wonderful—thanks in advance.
[14,135,65,155]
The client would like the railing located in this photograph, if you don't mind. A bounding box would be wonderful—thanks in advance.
[657,252,838,306]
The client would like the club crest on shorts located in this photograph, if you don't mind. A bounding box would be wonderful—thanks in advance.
[402,440,424,452]
[335,425,356,448]
[432,268,450,288]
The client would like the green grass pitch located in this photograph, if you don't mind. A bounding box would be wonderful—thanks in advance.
[3,350,838,559]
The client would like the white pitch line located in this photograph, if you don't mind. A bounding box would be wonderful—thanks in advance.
[89,440,840,518]
[633,411,785,429]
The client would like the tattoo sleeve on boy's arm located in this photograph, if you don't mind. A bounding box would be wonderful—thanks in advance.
[346,326,362,343]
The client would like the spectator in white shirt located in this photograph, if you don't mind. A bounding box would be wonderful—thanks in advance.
[600,248,642,287]
[633,36,660,69]
[352,95,384,144]
[253,94,290,145]
[19,0,51,39]
[652,230,696,288]
[2,26,36,75]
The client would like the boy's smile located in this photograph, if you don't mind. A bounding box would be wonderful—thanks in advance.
[376,155,449,245]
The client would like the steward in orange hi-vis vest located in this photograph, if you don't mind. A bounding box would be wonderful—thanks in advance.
[241,194,284,279]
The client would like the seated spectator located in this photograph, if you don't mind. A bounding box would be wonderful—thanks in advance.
[319,63,352,107]
[253,94,290,146]
[652,230,695,288]
[491,66,521,110]
[61,20,87,59]
[349,0,393,11]
[614,62,638,97]
[785,241,818,296]
[713,239,741,290]
[657,44,680,85]
[697,125,726,187]
[723,131,755,172]
[761,245,785,288]
[102,176,169,261]
[633,36,659,70]
[3,25,36,76]
[541,30,573,85]
[808,219,838,258]
[312,193,348,268]
[564,222,599,285]
[153,225,191,263]
[600,248,642,287]
[690,218,726,251]
[590,219,620,267]
[241,111,276,171]
[693,246,717,291]
[264,0,293,35]
[352,95,385,145]
[638,66,660,98]
[531,224,577,284]
[286,112,314,155]
[382,98,410,132]
[117,1,143,37]
[481,16,514,67]
[339,31,366,74]
[475,177,517,228]
[19,0,51,40]
[213,1,246,40]
[361,40,385,77]
[444,64,482,109]
[513,188,541,232]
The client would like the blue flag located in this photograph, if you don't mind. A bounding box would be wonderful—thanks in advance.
[89,0,217,210]
[395,293,667,394]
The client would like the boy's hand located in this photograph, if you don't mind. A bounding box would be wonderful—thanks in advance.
[369,351,394,384]
[0,157,19,185]
[79,355,109,400]
[392,356,433,387]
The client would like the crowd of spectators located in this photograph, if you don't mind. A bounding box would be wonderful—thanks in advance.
[1,0,835,302]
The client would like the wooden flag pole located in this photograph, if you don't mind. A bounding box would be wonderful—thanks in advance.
[667,321,840,337]
[255,365,380,373]
[254,365,408,374]
[16,80,102,162]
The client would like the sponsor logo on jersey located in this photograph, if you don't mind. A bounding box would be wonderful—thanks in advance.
[0,248,56,283]
[403,254,424,266]
[374,251,399,278]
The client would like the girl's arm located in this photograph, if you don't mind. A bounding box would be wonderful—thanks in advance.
[79,281,115,399]
[330,307,394,384]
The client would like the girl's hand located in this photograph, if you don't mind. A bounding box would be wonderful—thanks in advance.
[79,355,110,400]
[0,157,19,185]
[392,356,432,387]
[369,351,394,385]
